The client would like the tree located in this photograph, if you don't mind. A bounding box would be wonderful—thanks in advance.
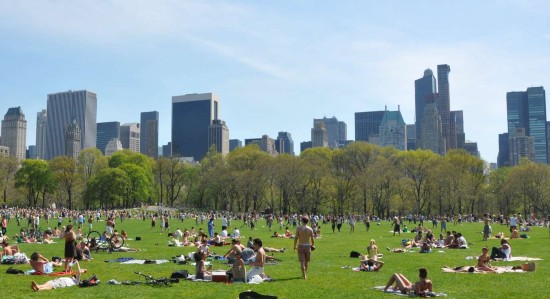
[78,148,107,183]
[50,156,80,210]
[0,156,19,204]
[84,168,129,208]
[397,150,439,215]
[120,163,150,208]
[15,159,54,208]
[299,148,332,214]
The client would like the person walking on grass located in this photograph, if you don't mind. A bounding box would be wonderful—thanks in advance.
[294,215,315,279]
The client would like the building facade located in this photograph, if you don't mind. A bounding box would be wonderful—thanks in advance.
[36,109,47,159]
[414,69,437,142]
[406,124,416,150]
[140,111,159,159]
[276,132,295,155]
[419,103,446,155]
[46,90,97,160]
[229,139,242,152]
[105,138,123,156]
[172,93,219,161]
[355,111,385,142]
[208,119,229,156]
[378,109,407,151]
[509,128,535,166]
[65,118,81,159]
[437,64,451,151]
[0,107,27,161]
[120,123,140,153]
[313,117,346,148]
[311,122,328,148]
[497,133,510,168]
[0,146,9,157]
[96,121,120,155]
[245,135,278,156]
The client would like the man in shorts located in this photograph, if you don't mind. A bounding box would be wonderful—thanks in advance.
[294,215,315,279]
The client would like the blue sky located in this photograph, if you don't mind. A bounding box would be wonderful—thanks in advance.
[1,0,549,163]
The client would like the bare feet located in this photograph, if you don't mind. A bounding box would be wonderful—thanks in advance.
[31,281,39,291]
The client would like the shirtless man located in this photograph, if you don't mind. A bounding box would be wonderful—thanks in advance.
[224,239,245,263]
[476,247,496,272]
[1,239,19,256]
[30,252,62,274]
[246,238,266,282]
[294,215,315,279]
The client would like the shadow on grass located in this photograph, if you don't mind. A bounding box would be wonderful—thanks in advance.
[271,276,304,282]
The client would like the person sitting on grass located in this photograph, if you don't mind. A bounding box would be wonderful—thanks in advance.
[226,249,246,283]
[419,242,431,253]
[224,239,246,264]
[476,246,496,272]
[31,260,83,291]
[1,239,19,256]
[367,239,380,260]
[490,238,512,260]
[510,228,519,239]
[359,256,384,272]
[383,267,433,296]
[194,251,211,280]
[30,252,63,274]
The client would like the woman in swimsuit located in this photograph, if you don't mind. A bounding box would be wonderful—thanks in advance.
[384,268,433,296]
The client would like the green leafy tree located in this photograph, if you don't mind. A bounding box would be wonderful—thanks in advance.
[50,156,80,210]
[0,156,19,204]
[15,159,55,208]
[120,163,150,208]
[84,168,129,208]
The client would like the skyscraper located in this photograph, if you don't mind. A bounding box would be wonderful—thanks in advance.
[96,122,120,155]
[120,123,140,153]
[450,110,465,149]
[36,109,47,159]
[105,138,123,156]
[506,87,547,164]
[46,90,97,160]
[0,107,27,161]
[497,133,509,167]
[509,128,535,166]
[172,93,219,161]
[437,64,451,150]
[229,139,242,152]
[313,117,346,148]
[419,102,446,155]
[415,69,437,141]
[355,111,386,142]
[311,122,328,148]
[276,132,295,155]
[245,135,277,156]
[378,108,407,151]
[65,117,81,159]
[406,124,416,150]
[208,119,229,155]
[140,111,159,159]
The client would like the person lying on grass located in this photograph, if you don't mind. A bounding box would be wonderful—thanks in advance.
[383,267,433,296]
[31,260,83,291]
[359,256,384,272]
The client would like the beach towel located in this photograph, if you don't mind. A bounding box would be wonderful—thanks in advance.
[442,266,527,274]
[104,257,135,263]
[372,286,447,297]
[120,259,168,265]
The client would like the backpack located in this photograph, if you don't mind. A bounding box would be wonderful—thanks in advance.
[349,251,361,258]
[170,270,189,279]
[6,267,24,274]
[79,275,99,287]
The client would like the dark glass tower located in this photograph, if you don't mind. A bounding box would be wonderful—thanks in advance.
[171,93,219,161]
[414,69,437,141]
[437,64,451,150]
[354,111,385,142]
[276,132,295,155]
[140,111,159,159]
[96,122,120,155]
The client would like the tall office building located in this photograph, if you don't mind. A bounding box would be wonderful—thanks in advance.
[276,132,295,155]
[0,146,8,157]
[208,119,229,155]
[311,122,328,148]
[172,93,219,161]
[506,87,547,164]
[406,124,416,150]
[27,145,36,159]
[229,139,242,152]
[300,141,312,153]
[450,110,465,149]
[36,109,47,159]
[313,117,346,148]
[105,138,123,156]
[463,142,480,158]
[497,133,509,168]
[0,107,27,161]
[46,90,97,160]
[162,142,172,157]
[509,128,535,166]
[65,118,81,159]
[140,111,159,159]
[414,69,437,141]
[437,64,451,150]
[378,108,407,151]
[96,122,120,155]
[419,103,446,155]
[120,123,140,153]
[355,111,386,142]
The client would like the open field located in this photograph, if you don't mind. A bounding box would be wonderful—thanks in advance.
[1,217,549,299]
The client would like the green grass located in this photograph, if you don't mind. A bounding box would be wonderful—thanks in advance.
[1,217,549,298]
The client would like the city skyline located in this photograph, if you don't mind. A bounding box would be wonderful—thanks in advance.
[1,1,550,162]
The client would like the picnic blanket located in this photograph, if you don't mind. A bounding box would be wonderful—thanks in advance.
[442,266,527,274]
[505,256,542,262]
[105,257,135,263]
[120,259,168,265]
[1,253,29,264]
[25,270,77,276]
[372,286,447,297]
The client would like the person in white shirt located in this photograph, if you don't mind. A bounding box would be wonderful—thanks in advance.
[220,229,228,238]
[232,227,240,238]
[509,214,518,233]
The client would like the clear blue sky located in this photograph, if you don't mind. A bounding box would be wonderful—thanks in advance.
[1,0,549,163]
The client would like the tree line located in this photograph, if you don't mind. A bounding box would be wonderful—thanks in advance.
[1,142,549,218]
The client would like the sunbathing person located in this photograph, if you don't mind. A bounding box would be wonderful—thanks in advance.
[476,247,496,272]
[30,252,63,274]
[224,239,245,263]
[31,260,83,291]
[510,228,519,239]
[1,239,19,256]
[264,246,286,253]
[359,256,384,272]
[383,268,433,296]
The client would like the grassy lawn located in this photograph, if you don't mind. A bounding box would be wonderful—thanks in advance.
[1,216,548,298]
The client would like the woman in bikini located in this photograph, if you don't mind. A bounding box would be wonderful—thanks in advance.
[384,268,433,296]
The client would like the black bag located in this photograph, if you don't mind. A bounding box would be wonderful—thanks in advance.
[171,270,189,279]
[6,267,24,274]
[350,251,361,258]
[79,275,99,287]
[135,237,141,241]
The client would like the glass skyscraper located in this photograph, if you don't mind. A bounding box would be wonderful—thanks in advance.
[96,121,120,155]
[414,69,437,141]
[276,132,294,155]
[172,93,219,161]
[437,64,451,150]
[46,90,97,160]
[140,111,159,159]
[354,111,386,142]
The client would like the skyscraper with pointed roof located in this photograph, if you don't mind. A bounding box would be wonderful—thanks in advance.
[0,106,27,161]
